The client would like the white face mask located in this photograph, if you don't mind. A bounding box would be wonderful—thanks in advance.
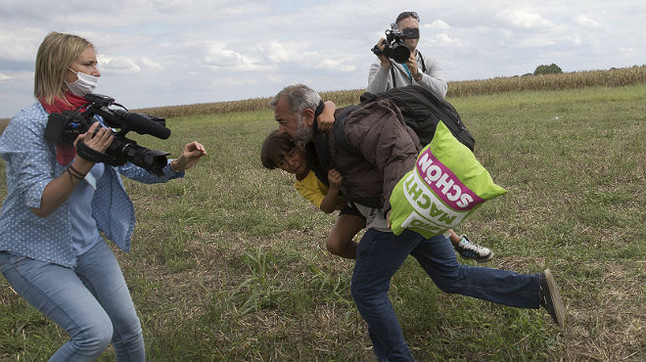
[65,69,99,97]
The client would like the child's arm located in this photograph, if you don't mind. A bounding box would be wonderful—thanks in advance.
[319,169,343,213]
[317,101,336,132]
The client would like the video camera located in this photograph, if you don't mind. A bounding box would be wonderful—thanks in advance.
[371,23,419,64]
[44,93,171,176]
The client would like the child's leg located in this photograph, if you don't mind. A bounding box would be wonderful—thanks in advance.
[447,229,460,247]
[326,214,365,259]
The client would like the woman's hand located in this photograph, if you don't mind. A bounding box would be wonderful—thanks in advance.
[73,122,113,170]
[169,141,207,172]
[76,122,113,154]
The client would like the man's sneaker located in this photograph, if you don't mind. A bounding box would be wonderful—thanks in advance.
[539,269,565,328]
[454,235,493,262]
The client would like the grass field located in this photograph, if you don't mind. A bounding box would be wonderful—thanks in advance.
[0,81,645,361]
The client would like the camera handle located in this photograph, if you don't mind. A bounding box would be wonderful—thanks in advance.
[76,139,126,166]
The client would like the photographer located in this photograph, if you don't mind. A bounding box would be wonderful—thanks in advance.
[0,32,206,361]
[367,11,448,98]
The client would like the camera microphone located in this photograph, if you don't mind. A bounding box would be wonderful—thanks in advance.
[111,109,171,140]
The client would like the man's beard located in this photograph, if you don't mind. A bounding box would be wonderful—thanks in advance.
[293,117,313,146]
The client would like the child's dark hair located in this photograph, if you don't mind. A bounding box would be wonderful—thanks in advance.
[261,130,296,169]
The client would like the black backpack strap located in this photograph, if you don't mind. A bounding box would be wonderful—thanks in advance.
[359,92,377,104]
[418,51,427,73]
[390,65,397,89]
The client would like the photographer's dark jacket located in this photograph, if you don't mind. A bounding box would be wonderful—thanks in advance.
[321,99,421,223]
[0,102,183,267]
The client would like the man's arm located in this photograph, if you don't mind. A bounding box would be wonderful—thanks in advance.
[316,101,337,132]
[367,38,393,94]
[367,61,391,94]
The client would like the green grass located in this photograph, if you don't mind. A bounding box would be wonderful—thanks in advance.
[1,85,645,361]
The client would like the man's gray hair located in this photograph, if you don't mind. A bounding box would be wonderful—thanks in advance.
[270,84,321,115]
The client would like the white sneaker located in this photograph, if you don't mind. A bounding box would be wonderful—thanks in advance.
[454,235,494,262]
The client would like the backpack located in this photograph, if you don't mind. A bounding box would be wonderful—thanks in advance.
[334,85,475,153]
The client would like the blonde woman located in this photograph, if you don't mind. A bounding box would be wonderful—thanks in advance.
[0,32,206,361]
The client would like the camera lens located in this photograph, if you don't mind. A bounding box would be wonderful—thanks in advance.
[107,137,170,176]
[391,45,410,64]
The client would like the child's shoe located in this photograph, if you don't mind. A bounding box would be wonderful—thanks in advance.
[454,235,493,262]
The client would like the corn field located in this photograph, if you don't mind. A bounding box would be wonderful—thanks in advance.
[1,66,644,126]
[132,65,645,119]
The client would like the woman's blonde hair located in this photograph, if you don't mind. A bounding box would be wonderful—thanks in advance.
[34,32,94,104]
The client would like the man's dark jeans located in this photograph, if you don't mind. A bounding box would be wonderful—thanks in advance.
[350,229,540,361]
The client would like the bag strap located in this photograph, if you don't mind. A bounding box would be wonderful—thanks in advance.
[418,51,427,73]
[390,65,397,89]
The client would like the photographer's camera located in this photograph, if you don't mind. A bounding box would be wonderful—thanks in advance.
[371,24,419,64]
[44,94,171,176]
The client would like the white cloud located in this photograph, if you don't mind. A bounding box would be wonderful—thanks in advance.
[517,34,555,47]
[315,58,357,72]
[499,8,553,30]
[139,57,163,71]
[255,40,307,64]
[432,33,462,47]
[575,15,599,27]
[426,20,451,30]
[266,73,284,84]
[101,57,142,74]
[183,40,266,71]
[203,48,247,66]
[620,47,635,56]
[212,76,257,87]
[0,70,33,82]
[0,34,38,62]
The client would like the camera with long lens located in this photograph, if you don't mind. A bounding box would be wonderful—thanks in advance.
[371,23,419,64]
[44,93,172,176]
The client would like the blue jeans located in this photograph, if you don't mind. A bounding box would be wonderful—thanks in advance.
[351,229,540,361]
[0,242,144,362]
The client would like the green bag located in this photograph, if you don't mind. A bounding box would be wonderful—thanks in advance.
[389,122,507,238]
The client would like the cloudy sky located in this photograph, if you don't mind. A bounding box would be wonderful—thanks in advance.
[0,0,644,118]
